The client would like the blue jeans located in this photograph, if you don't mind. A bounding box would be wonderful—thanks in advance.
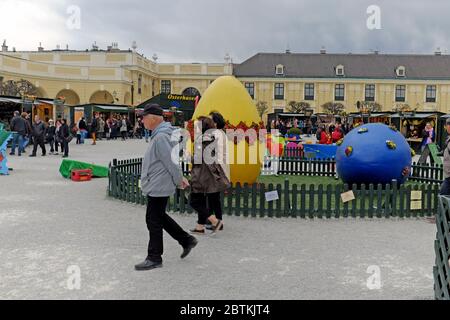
[10,133,24,155]
[440,178,450,196]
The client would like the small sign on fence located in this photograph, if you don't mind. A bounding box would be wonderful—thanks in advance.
[410,190,422,210]
[411,201,422,210]
[265,191,279,202]
[341,190,355,203]
[411,191,422,201]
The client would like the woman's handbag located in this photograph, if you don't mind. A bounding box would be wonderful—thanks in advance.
[65,134,74,143]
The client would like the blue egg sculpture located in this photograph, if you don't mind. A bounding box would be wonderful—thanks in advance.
[336,123,412,185]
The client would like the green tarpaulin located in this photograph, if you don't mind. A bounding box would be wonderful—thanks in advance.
[59,159,109,179]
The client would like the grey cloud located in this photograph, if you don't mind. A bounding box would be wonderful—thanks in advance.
[9,0,450,62]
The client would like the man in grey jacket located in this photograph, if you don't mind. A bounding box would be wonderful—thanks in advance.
[135,104,197,271]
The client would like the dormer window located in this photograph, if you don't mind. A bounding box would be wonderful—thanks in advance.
[335,65,345,76]
[396,66,406,77]
[276,64,285,76]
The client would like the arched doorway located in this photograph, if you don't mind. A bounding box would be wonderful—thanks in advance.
[89,90,114,104]
[55,89,80,105]
[182,87,201,97]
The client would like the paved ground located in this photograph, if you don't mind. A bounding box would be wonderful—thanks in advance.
[0,139,437,300]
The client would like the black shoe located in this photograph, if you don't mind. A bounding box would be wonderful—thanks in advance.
[29,154,36,157]
[9,152,14,156]
[42,154,46,157]
[134,259,162,271]
[181,236,198,259]
[62,155,68,158]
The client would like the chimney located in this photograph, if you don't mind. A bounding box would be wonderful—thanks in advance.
[2,40,8,52]
[373,50,379,55]
[38,42,44,52]
[435,47,442,56]
[320,47,326,54]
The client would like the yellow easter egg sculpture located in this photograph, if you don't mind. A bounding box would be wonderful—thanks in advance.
[192,76,263,185]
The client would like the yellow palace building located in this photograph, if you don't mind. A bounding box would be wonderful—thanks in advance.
[2,41,450,123]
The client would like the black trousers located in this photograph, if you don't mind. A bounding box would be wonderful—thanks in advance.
[32,135,46,155]
[207,192,223,220]
[190,193,213,225]
[62,139,69,156]
[146,196,191,262]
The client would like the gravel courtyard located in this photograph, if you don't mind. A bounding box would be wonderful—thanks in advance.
[0,139,437,299]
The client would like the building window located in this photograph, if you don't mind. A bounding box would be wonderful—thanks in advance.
[138,74,142,95]
[276,64,284,76]
[161,80,171,94]
[335,65,345,76]
[426,85,436,103]
[245,82,255,99]
[335,84,345,101]
[396,66,406,77]
[365,84,375,102]
[395,85,406,102]
[304,83,315,100]
[274,83,284,100]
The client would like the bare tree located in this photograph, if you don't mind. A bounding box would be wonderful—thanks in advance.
[287,101,310,113]
[356,101,383,113]
[392,103,414,113]
[321,102,345,115]
[0,79,38,97]
[255,101,269,118]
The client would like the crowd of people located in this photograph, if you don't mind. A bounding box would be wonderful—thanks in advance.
[8,111,70,158]
[7,112,153,159]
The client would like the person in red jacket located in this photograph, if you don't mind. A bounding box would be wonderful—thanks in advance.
[319,125,332,144]
[332,124,344,143]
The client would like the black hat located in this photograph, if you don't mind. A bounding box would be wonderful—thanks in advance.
[141,104,163,117]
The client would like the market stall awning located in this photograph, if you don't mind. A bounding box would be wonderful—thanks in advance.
[351,113,390,118]
[277,113,308,117]
[390,113,437,118]
[0,97,24,104]
[93,105,130,112]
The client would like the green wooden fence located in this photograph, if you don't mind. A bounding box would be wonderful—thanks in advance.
[108,158,440,218]
[110,156,445,184]
[434,196,450,300]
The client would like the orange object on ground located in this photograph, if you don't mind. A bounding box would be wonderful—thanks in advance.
[71,169,93,182]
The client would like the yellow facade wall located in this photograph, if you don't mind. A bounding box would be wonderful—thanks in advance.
[180,65,202,74]
[27,62,48,73]
[55,66,81,76]
[89,68,115,77]
[105,54,127,63]
[60,54,91,62]
[3,57,21,69]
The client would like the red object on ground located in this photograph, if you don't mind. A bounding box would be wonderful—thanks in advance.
[71,169,93,182]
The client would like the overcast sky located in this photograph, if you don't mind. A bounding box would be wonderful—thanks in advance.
[1,0,449,63]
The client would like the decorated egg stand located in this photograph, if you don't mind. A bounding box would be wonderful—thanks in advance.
[187,76,265,185]
[336,123,413,187]
[336,123,415,211]
[0,128,13,175]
